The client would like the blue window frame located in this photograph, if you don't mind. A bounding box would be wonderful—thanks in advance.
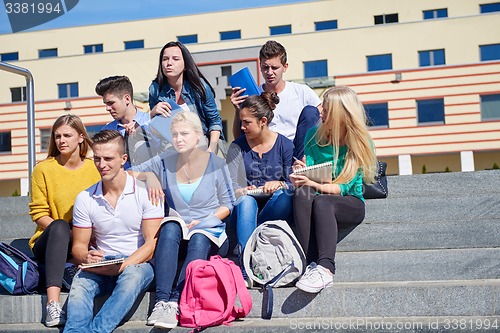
[481,94,500,120]
[1,52,19,61]
[270,24,291,35]
[0,132,11,153]
[315,20,338,31]
[364,103,389,127]
[480,44,500,61]
[374,13,398,25]
[480,2,500,13]
[304,60,328,78]
[423,8,448,19]
[39,48,57,58]
[177,34,198,44]
[220,30,241,41]
[58,83,79,98]
[124,40,144,50]
[84,44,103,54]
[367,54,392,71]
[417,98,445,124]
[419,49,445,67]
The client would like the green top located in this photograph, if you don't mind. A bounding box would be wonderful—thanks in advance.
[304,126,364,201]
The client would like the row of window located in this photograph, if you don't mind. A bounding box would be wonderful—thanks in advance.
[7,43,500,102]
[11,82,77,102]
[1,93,499,153]
[2,3,499,62]
[365,94,500,128]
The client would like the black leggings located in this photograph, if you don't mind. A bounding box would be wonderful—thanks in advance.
[293,186,365,274]
[32,219,71,288]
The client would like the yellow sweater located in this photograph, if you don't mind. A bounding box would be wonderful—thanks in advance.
[28,157,101,249]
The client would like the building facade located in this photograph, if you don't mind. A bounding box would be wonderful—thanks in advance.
[1,0,499,196]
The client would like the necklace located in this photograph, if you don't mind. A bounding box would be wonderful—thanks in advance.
[182,164,193,184]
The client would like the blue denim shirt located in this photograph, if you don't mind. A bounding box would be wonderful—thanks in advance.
[148,79,223,138]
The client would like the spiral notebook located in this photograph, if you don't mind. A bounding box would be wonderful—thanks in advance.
[80,257,124,269]
[293,161,333,183]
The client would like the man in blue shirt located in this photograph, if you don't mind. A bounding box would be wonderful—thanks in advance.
[96,75,161,169]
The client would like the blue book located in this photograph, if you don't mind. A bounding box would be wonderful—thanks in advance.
[148,99,183,143]
[228,67,260,96]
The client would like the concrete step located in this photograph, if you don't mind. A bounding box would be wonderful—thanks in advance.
[383,170,500,199]
[337,219,500,252]
[1,279,499,325]
[335,248,500,282]
[2,316,500,333]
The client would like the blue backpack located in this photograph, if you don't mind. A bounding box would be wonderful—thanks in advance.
[0,242,39,294]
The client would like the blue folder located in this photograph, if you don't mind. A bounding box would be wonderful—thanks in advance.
[228,67,260,96]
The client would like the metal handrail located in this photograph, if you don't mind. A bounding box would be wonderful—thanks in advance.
[0,61,35,194]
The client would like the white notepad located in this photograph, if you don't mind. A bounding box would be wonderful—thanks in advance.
[80,257,124,269]
[293,161,333,183]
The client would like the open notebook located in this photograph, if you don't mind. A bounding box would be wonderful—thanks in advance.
[293,161,333,183]
[148,99,183,144]
[80,257,124,269]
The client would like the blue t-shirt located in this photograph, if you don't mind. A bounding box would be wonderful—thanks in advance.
[226,133,294,189]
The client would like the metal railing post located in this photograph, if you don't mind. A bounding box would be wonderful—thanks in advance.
[0,61,35,194]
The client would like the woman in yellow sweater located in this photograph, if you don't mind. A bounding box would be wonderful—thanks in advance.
[29,114,100,327]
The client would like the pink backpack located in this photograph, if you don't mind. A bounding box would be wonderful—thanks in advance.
[178,255,253,331]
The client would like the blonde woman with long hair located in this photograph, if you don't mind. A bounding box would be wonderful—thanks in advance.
[290,86,377,293]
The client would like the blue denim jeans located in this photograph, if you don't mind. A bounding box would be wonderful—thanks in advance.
[231,189,293,250]
[63,263,154,333]
[154,222,228,303]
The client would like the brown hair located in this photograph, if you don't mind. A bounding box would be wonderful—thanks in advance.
[259,40,287,65]
[47,114,92,158]
[95,75,133,99]
[240,91,279,124]
[91,130,126,155]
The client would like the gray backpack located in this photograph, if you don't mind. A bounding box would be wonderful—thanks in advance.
[243,220,306,288]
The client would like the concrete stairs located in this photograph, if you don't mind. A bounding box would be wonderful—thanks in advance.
[1,171,499,332]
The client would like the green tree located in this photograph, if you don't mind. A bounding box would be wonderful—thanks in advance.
[493,163,499,169]
[422,164,427,174]
[445,166,451,172]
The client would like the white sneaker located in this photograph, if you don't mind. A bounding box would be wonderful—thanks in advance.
[295,263,333,293]
[45,300,66,327]
[153,301,179,329]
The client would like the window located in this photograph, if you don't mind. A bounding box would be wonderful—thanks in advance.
[417,98,445,124]
[39,48,57,58]
[364,103,389,127]
[124,40,144,50]
[367,54,392,71]
[220,30,241,41]
[374,13,398,25]
[480,2,500,13]
[481,94,500,120]
[270,24,291,35]
[177,34,198,44]
[40,128,51,152]
[58,83,79,98]
[304,60,328,78]
[423,8,448,19]
[84,44,103,54]
[315,20,338,31]
[221,66,232,77]
[10,87,26,102]
[480,43,500,61]
[419,49,445,67]
[0,132,12,153]
[1,52,19,61]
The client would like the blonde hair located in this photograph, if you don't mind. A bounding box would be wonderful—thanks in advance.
[48,114,92,158]
[314,86,377,184]
[171,110,203,135]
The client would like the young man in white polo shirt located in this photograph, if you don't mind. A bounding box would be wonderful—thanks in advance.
[63,130,163,333]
